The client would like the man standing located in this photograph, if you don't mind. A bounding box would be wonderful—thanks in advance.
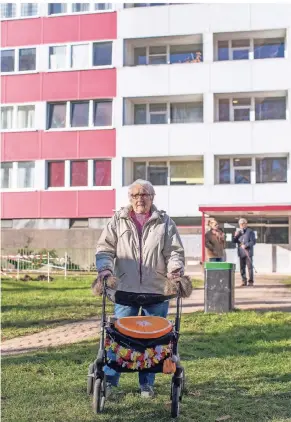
[233,218,256,286]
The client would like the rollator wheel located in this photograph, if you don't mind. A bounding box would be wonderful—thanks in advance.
[92,378,106,414]
[87,363,94,395]
[171,381,180,418]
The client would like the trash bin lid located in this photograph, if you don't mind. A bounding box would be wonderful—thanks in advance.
[204,262,236,270]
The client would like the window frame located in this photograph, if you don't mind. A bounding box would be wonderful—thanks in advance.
[1,161,36,190]
[46,99,114,131]
[133,43,203,66]
[216,35,286,62]
[45,159,113,191]
[216,94,287,123]
[132,101,203,125]
[131,158,204,186]
[216,155,288,185]
[46,2,114,17]
[0,102,37,132]
[1,45,38,75]
[47,40,114,72]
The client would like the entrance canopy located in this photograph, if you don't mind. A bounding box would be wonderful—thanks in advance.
[199,204,291,262]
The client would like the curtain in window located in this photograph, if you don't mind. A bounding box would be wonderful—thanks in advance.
[49,46,66,70]
[17,163,35,188]
[72,3,89,12]
[17,106,35,129]
[0,3,16,18]
[21,3,38,16]
[94,161,111,186]
[170,102,203,123]
[1,163,13,188]
[48,162,65,187]
[71,161,88,187]
[1,107,14,129]
[71,44,89,69]
[94,101,112,126]
[95,3,112,10]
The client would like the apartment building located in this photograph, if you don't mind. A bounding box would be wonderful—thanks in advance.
[1,3,291,272]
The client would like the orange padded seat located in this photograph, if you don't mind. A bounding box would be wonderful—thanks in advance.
[114,316,173,339]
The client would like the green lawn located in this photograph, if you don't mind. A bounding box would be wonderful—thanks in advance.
[2,311,291,422]
[1,277,203,340]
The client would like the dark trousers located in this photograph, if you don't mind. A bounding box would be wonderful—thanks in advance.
[240,256,254,284]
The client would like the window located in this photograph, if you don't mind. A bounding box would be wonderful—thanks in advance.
[134,47,147,65]
[71,101,89,127]
[218,41,229,61]
[93,42,112,66]
[70,218,89,228]
[94,3,112,10]
[170,161,203,185]
[71,161,88,187]
[1,50,15,72]
[148,46,167,65]
[232,98,251,121]
[49,46,66,70]
[48,161,65,188]
[72,3,90,12]
[218,99,229,121]
[94,161,111,186]
[149,103,167,124]
[170,102,203,123]
[1,162,13,189]
[218,159,230,184]
[71,44,89,69]
[19,48,36,71]
[133,162,146,181]
[255,97,286,121]
[48,3,67,15]
[21,3,38,17]
[134,104,147,125]
[48,103,66,129]
[94,101,112,126]
[17,162,35,188]
[254,38,285,59]
[1,106,14,129]
[256,158,287,183]
[170,45,203,64]
[148,162,168,185]
[231,39,250,60]
[0,3,16,19]
[17,105,35,129]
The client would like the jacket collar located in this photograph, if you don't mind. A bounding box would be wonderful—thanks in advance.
[119,204,165,222]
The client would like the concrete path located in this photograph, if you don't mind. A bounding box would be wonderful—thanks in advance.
[1,275,290,357]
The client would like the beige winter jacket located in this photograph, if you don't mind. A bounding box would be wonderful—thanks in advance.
[95,205,185,295]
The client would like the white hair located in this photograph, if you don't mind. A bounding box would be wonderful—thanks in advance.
[128,179,155,198]
[239,218,248,224]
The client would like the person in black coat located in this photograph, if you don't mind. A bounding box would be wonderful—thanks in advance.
[233,218,256,286]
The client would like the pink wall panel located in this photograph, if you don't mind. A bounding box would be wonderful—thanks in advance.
[1,130,116,161]
[41,131,79,160]
[1,18,43,47]
[78,130,116,158]
[1,190,115,218]
[2,132,41,161]
[1,13,117,48]
[78,191,115,217]
[1,69,116,103]
[1,192,40,218]
[40,191,77,217]
[1,74,42,103]
[79,69,116,98]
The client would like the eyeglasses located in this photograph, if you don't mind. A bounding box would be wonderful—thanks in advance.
[130,193,151,200]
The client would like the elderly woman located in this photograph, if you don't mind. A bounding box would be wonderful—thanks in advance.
[94,179,187,399]
[205,218,226,262]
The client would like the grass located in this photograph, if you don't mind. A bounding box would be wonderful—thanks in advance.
[1,276,203,340]
[2,311,291,422]
[282,279,291,288]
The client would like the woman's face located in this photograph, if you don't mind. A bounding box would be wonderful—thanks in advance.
[130,184,153,214]
[210,220,219,230]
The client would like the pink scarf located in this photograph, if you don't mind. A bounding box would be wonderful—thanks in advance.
[130,210,151,236]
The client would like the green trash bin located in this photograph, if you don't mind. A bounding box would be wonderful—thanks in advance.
[204,262,236,313]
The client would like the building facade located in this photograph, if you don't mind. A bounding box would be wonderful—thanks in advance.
[1,3,291,273]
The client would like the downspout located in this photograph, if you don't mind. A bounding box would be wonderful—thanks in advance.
[201,211,206,263]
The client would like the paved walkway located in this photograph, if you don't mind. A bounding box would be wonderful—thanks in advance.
[1,276,290,357]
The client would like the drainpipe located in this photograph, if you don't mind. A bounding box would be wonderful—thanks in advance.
[201,211,206,263]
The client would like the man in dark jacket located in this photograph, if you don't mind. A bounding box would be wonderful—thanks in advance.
[233,218,256,286]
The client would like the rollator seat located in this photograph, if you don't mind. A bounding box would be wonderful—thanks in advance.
[114,316,173,339]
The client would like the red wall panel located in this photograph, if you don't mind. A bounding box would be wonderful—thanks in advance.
[1,13,117,48]
[1,69,116,103]
[1,130,116,161]
[1,190,115,218]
